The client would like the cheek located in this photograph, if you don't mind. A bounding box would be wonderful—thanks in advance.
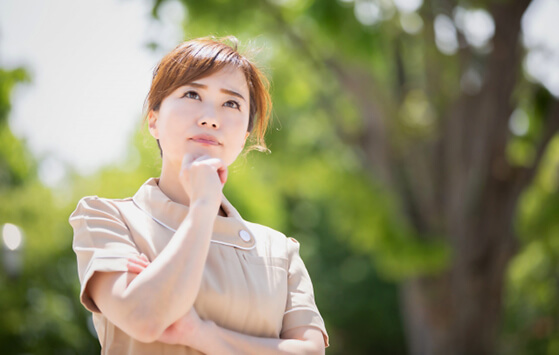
[227,115,250,140]
[236,112,251,132]
[160,106,195,131]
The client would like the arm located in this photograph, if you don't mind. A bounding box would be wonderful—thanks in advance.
[87,155,226,343]
[126,257,326,354]
[192,321,325,355]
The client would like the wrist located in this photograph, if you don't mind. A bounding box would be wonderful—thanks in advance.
[190,196,221,212]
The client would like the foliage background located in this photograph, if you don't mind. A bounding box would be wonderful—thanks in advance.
[1,0,558,354]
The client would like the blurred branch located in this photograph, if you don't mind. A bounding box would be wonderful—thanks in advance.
[260,1,395,183]
[479,0,533,170]
[259,1,327,75]
[394,141,442,236]
[394,37,407,103]
[438,0,533,231]
[325,60,393,181]
[514,97,559,194]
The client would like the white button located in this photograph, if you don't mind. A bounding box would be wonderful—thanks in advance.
[239,230,251,242]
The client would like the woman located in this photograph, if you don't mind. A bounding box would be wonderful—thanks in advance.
[70,37,329,354]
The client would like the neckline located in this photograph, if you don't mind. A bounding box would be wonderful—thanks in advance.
[131,178,256,250]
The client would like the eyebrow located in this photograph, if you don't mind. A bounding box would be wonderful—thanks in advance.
[189,82,246,102]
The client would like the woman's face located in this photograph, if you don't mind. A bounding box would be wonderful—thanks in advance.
[149,67,251,168]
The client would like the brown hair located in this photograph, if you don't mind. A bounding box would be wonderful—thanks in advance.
[145,36,271,152]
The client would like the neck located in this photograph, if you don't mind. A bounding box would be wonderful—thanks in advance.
[158,159,191,206]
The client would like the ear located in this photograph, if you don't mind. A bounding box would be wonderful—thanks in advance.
[148,110,159,139]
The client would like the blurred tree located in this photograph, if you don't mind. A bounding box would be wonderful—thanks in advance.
[0,67,32,187]
[0,66,101,354]
[146,0,559,354]
[501,135,559,354]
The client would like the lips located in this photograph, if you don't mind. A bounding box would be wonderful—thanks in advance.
[189,134,221,146]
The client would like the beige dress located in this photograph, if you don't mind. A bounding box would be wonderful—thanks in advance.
[70,178,328,354]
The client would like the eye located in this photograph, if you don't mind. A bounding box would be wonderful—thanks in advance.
[181,91,200,100]
[224,100,240,110]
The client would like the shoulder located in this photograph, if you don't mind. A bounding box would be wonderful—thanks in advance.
[69,195,133,223]
[244,221,286,240]
[69,196,140,251]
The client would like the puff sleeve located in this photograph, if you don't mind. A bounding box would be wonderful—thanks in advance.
[281,237,329,347]
[69,196,139,313]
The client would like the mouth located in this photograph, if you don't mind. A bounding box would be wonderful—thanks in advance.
[189,134,221,146]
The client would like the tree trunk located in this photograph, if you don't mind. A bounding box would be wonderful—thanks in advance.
[400,183,519,355]
[398,1,539,354]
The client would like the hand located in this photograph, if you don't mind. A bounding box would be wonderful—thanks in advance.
[157,308,204,346]
[127,253,150,274]
[180,153,227,208]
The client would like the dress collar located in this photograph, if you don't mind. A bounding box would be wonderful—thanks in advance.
[132,178,255,250]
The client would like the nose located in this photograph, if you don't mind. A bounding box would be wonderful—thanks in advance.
[197,107,220,129]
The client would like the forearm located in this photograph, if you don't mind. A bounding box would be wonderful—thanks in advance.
[189,322,325,355]
[115,200,216,337]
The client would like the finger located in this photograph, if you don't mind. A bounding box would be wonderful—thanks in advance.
[126,262,145,274]
[182,153,213,171]
[182,155,219,177]
[128,254,148,263]
[218,166,228,185]
[128,256,149,268]
[192,154,212,163]
[131,258,150,268]
[191,157,225,172]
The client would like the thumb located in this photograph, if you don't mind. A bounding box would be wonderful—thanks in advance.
[218,166,228,185]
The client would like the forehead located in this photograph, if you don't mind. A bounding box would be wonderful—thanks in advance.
[190,67,249,93]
